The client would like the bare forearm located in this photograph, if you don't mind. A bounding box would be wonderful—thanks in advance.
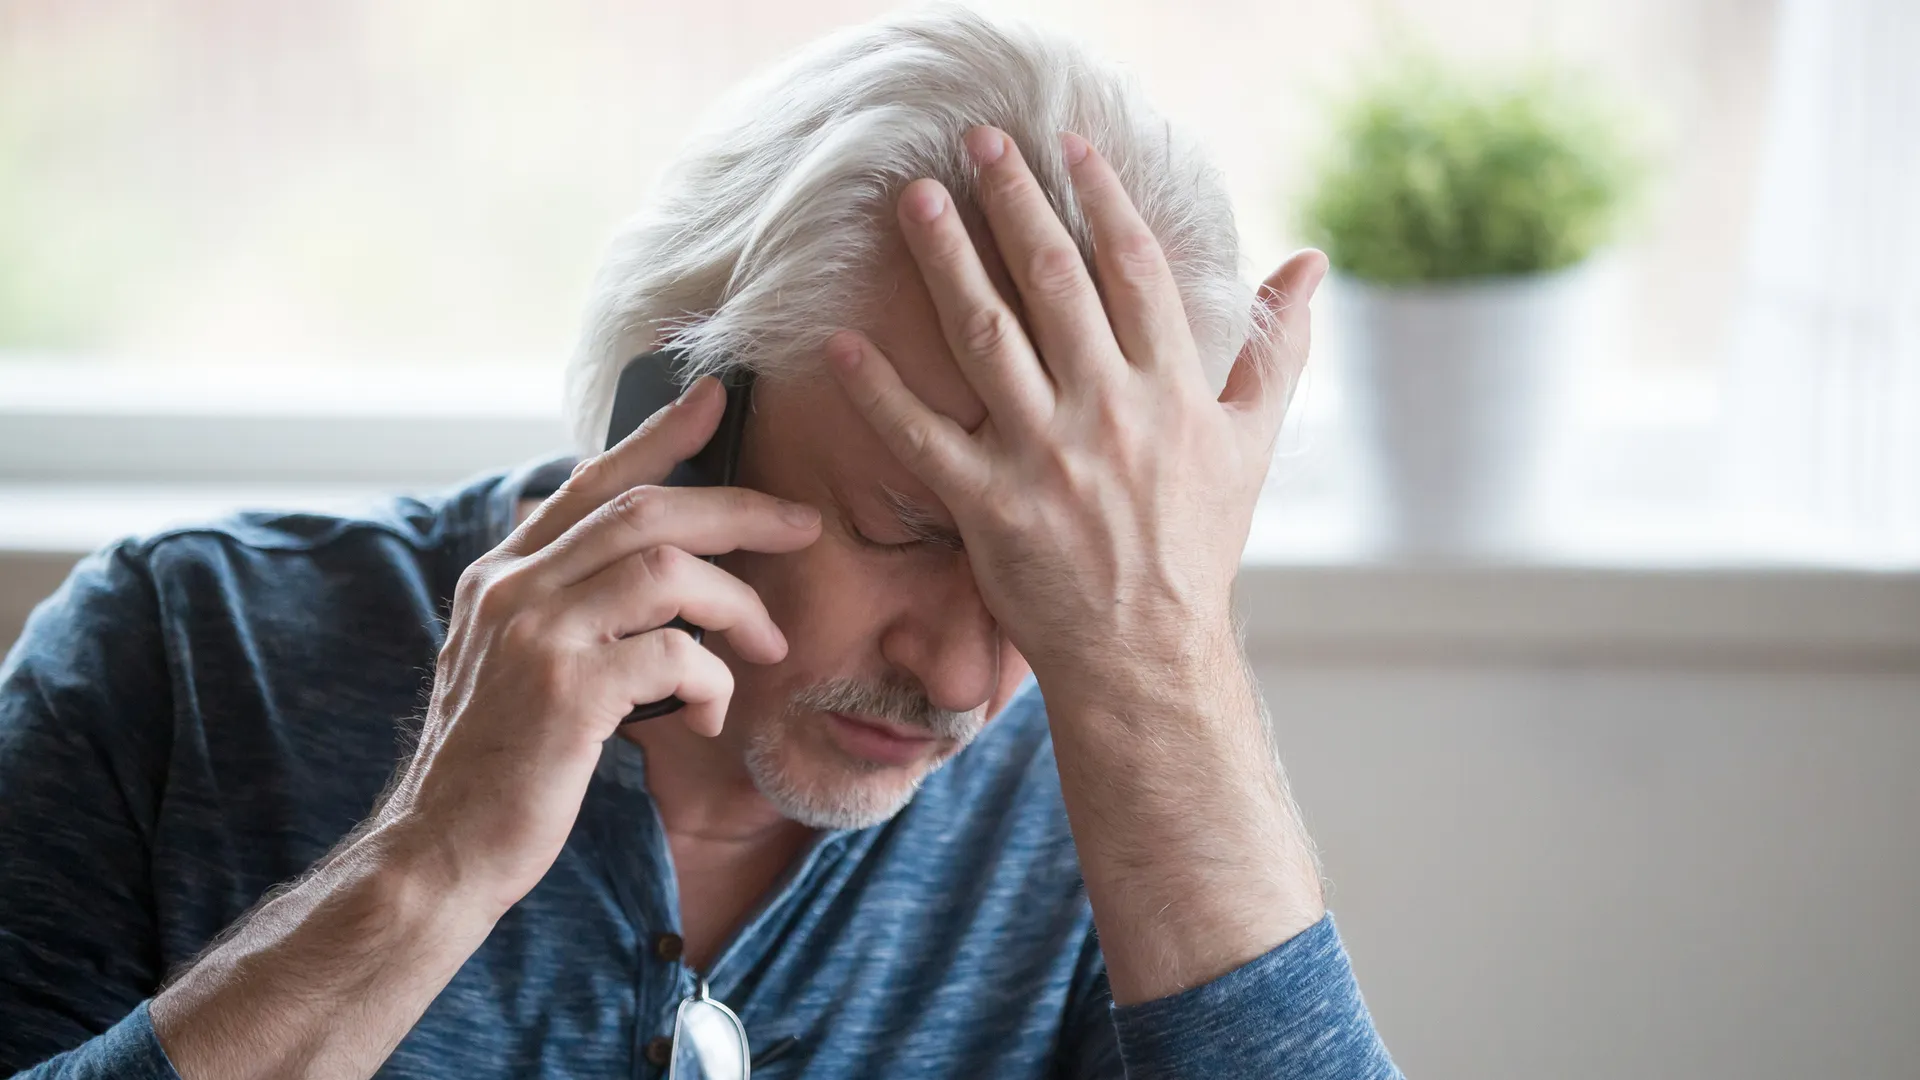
[1043,631,1324,1006]
[149,819,499,1080]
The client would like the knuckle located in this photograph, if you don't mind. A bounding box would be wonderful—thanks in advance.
[1059,453,1105,502]
[609,485,664,532]
[654,625,697,664]
[637,544,694,593]
[499,611,555,668]
[882,412,942,466]
[726,486,766,518]
[960,305,1017,357]
[900,421,940,463]
[983,164,1036,208]
[1026,244,1088,301]
[1094,395,1136,437]
[454,559,491,606]
[642,543,689,577]
[1108,231,1168,290]
[468,570,522,622]
[432,634,460,674]
[564,452,611,493]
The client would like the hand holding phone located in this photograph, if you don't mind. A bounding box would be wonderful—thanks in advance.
[359,364,811,915]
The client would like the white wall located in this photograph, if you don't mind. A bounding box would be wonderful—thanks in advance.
[0,552,77,657]
[1266,660,1920,1080]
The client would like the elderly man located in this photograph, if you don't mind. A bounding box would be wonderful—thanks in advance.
[0,8,1399,1079]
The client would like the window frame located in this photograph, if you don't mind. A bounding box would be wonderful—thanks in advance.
[0,356,574,488]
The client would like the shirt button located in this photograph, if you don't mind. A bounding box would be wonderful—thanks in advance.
[644,1035,674,1067]
[653,931,685,963]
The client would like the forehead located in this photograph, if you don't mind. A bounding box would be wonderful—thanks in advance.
[860,217,1023,433]
[749,226,1021,506]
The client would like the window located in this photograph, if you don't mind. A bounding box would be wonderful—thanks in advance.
[0,1,1772,376]
[2,0,1912,564]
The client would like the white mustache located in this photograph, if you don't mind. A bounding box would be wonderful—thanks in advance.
[789,677,986,742]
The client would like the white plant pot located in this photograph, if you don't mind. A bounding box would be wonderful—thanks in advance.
[1335,263,1598,559]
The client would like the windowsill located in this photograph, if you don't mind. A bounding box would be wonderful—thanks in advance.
[3,480,1915,667]
[3,359,1915,663]
[5,476,1913,567]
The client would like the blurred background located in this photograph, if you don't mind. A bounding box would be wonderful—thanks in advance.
[1,2,1915,1078]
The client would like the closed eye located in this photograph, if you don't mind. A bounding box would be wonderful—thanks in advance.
[876,484,966,552]
[850,524,923,553]
[825,476,966,553]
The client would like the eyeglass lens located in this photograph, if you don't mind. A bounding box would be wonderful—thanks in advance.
[669,997,750,1080]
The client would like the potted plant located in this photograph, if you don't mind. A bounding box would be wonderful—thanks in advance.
[1299,58,1646,557]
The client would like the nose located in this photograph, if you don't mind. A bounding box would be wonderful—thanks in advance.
[878,560,1001,715]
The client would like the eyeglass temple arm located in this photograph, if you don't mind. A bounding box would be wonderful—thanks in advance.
[750,1035,800,1069]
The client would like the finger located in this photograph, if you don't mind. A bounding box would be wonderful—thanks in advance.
[964,126,1120,389]
[825,329,985,497]
[557,543,788,665]
[596,626,734,739]
[1221,250,1328,438]
[896,177,1053,433]
[524,482,820,588]
[1058,131,1198,383]
[502,375,725,558]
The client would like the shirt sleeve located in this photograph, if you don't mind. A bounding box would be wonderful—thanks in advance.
[1055,923,1125,1079]
[6,1000,185,1080]
[0,541,182,1078]
[1085,912,1403,1080]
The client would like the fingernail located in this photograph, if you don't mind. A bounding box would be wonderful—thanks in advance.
[903,182,946,224]
[825,331,863,374]
[965,126,1006,166]
[779,500,820,527]
[676,377,706,404]
[1305,254,1329,295]
[1058,131,1089,166]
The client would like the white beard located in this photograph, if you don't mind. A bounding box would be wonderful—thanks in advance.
[742,676,987,830]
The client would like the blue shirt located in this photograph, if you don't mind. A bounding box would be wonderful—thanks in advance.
[0,456,1400,1079]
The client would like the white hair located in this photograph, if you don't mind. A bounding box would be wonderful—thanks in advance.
[564,3,1259,454]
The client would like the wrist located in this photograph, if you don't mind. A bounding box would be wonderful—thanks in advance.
[356,814,513,938]
[1034,617,1246,721]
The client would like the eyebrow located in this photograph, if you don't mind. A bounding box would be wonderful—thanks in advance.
[877,483,966,552]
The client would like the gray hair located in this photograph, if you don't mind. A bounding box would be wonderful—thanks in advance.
[564,3,1259,454]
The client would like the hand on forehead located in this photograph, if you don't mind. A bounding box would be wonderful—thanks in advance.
[860,214,1028,436]
[750,209,1030,543]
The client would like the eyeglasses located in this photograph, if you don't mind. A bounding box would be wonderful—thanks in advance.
[666,976,751,1080]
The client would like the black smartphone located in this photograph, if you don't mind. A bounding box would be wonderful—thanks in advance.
[603,348,756,723]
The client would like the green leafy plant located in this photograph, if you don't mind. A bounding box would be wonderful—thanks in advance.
[1299,57,1648,284]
